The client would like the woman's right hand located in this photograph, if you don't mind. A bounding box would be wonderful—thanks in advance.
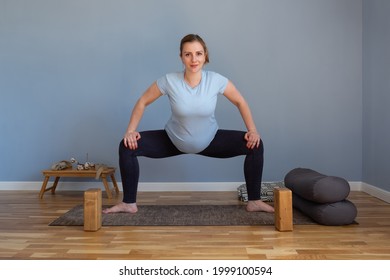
[123,131,141,150]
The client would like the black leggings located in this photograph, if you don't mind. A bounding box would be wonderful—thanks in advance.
[119,129,264,203]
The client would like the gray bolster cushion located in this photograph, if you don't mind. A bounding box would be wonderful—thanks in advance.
[284,168,350,203]
[292,194,357,225]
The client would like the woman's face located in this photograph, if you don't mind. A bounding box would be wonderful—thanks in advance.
[180,41,206,73]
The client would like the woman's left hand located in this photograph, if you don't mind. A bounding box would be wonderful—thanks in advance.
[244,130,261,149]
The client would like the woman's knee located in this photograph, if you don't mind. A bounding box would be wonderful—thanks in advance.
[250,139,264,155]
[119,140,126,152]
[259,139,264,152]
[119,139,135,157]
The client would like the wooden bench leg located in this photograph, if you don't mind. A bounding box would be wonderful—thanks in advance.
[39,176,50,199]
[84,189,102,232]
[51,177,60,194]
[274,188,293,232]
[101,177,113,199]
[39,176,61,198]
[110,174,120,194]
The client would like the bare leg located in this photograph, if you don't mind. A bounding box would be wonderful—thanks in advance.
[102,202,138,214]
[246,200,274,213]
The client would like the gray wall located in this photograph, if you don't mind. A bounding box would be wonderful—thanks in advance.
[1,0,364,184]
[363,0,390,192]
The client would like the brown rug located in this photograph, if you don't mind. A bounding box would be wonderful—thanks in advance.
[49,204,317,226]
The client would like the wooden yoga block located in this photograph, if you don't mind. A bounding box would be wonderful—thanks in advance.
[84,188,102,231]
[274,188,293,232]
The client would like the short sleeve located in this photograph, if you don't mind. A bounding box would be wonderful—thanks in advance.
[212,72,228,94]
[156,75,168,95]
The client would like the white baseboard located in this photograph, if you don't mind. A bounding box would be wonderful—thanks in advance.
[138,182,243,191]
[349,181,390,203]
[0,181,389,203]
[0,181,243,192]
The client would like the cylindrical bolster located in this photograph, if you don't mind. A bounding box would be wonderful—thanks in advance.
[292,193,357,226]
[284,168,350,203]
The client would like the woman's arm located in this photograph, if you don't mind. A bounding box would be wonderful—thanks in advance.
[124,82,162,149]
[223,80,261,149]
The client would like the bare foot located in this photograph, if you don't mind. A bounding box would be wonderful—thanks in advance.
[102,202,138,214]
[246,200,274,213]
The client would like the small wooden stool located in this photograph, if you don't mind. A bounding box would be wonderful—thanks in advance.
[39,167,119,199]
[274,187,293,231]
[84,189,102,231]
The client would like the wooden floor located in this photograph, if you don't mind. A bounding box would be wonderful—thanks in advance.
[0,189,389,260]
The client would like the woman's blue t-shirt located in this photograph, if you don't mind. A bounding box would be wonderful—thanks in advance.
[156,70,228,153]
